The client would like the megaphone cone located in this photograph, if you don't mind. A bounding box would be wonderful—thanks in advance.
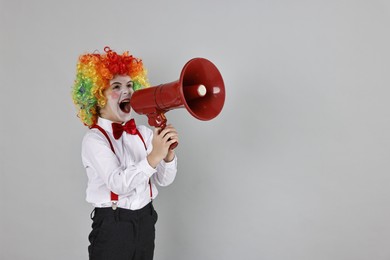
[130,58,225,148]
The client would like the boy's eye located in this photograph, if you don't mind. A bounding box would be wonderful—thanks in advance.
[112,85,120,90]
[127,81,134,89]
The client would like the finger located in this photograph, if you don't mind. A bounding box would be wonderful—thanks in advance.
[163,132,178,142]
[160,128,177,138]
[167,139,178,146]
[165,131,178,138]
[168,137,179,144]
[154,127,161,135]
[158,127,169,137]
[163,124,176,132]
[162,134,173,143]
[170,133,179,139]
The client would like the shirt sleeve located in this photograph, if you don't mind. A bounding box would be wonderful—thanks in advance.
[82,131,157,195]
[154,155,178,186]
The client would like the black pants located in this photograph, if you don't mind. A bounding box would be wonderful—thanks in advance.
[88,202,158,260]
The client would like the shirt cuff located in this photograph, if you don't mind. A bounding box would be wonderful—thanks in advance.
[161,155,177,167]
[138,158,157,178]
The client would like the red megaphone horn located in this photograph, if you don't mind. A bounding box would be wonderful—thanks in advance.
[130,58,225,149]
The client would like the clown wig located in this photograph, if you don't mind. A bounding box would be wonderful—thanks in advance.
[72,46,150,127]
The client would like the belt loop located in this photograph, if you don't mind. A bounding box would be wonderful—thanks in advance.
[114,208,120,222]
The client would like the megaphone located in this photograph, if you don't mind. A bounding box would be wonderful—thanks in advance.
[130,58,225,149]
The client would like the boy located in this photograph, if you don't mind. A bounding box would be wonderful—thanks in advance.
[72,46,178,260]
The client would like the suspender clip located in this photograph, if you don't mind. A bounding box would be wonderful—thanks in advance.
[111,201,118,210]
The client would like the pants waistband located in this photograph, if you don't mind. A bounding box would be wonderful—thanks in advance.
[91,202,154,221]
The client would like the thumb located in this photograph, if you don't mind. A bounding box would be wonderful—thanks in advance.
[154,127,162,135]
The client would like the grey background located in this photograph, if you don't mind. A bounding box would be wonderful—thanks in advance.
[1,0,390,259]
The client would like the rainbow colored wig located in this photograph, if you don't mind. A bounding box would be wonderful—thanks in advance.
[72,46,150,127]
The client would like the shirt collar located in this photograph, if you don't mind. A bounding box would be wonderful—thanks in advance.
[96,117,117,134]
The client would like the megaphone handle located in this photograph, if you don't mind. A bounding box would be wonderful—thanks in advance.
[148,112,179,150]
[169,141,178,150]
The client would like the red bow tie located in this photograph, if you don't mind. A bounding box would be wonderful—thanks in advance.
[112,119,137,139]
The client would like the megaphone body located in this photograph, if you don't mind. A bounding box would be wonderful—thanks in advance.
[130,58,225,149]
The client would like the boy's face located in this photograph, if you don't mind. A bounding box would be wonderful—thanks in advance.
[100,74,134,123]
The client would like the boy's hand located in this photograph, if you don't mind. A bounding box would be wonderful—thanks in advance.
[147,124,178,168]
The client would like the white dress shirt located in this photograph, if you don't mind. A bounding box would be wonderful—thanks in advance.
[81,117,177,210]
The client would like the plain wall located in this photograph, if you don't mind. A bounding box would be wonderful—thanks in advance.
[1,0,390,259]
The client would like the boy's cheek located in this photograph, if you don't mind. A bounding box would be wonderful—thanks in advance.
[110,92,120,100]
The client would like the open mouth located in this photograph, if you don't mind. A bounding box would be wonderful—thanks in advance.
[119,98,131,113]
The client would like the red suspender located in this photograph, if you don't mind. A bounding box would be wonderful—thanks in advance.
[90,124,153,210]
[91,125,115,153]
